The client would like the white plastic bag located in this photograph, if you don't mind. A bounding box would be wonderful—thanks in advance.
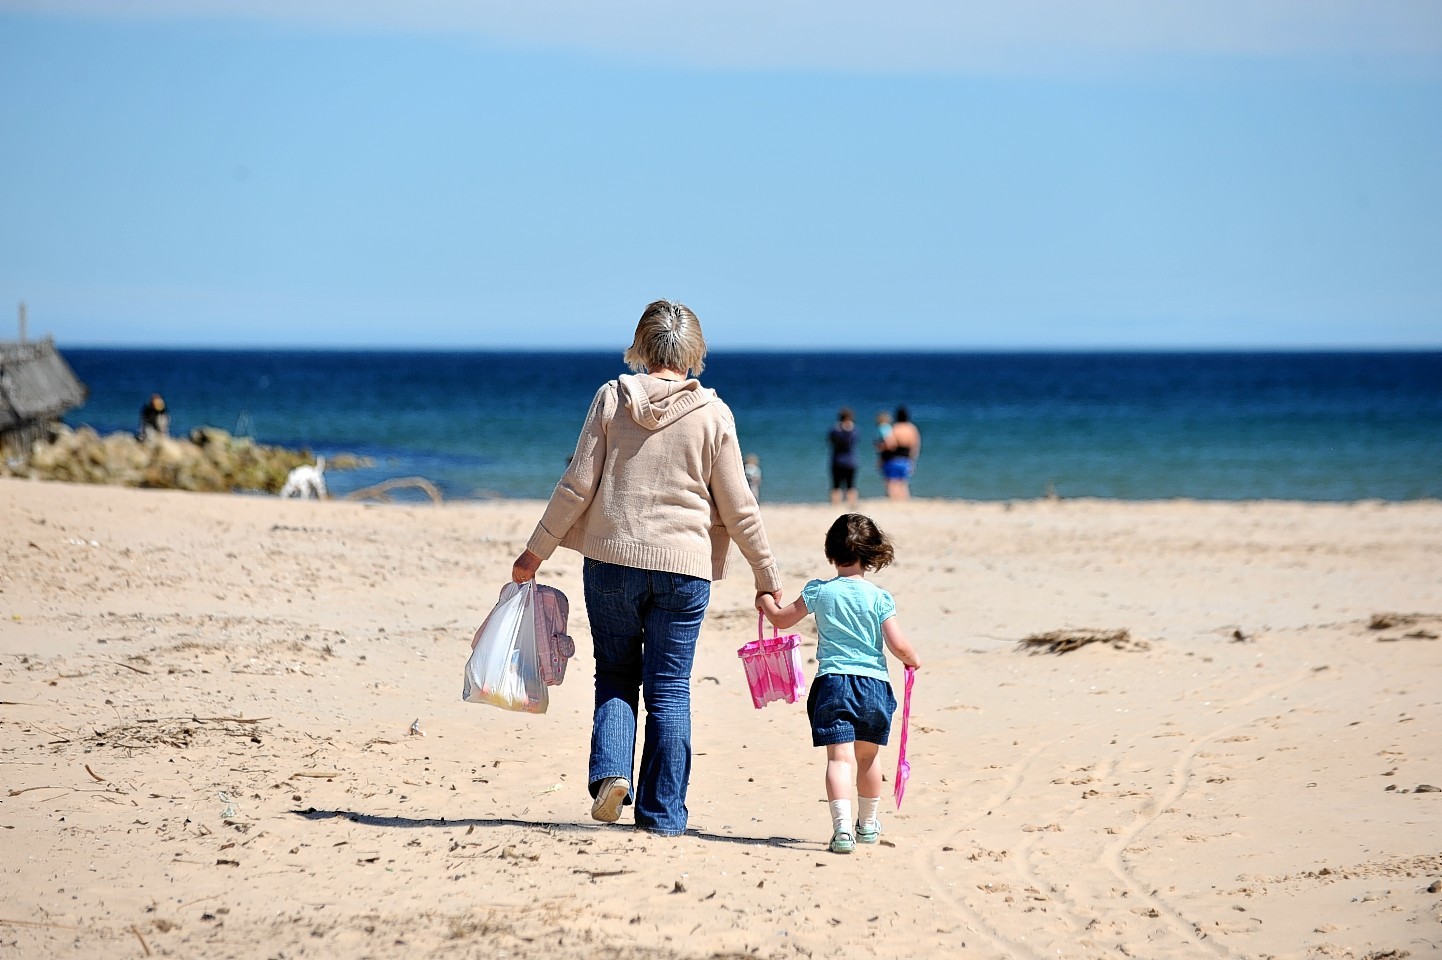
[461,581,549,714]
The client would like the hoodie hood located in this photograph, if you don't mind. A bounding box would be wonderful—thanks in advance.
[618,374,717,431]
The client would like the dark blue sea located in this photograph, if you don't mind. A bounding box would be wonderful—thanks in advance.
[58,349,1442,503]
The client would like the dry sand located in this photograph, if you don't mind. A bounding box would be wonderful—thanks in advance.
[1,477,1439,959]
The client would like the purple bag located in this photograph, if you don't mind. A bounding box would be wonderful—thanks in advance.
[532,583,576,687]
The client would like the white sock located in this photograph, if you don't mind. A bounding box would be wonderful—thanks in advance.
[858,796,881,827]
[829,799,853,836]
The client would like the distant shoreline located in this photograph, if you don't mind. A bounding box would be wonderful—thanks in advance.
[56,349,1442,502]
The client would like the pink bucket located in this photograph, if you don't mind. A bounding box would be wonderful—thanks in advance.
[736,614,806,709]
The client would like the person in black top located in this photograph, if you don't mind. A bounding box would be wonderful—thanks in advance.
[828,407,859,506]
[138,393,170,441]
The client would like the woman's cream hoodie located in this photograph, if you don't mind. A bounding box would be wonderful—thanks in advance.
[526,374,781,592]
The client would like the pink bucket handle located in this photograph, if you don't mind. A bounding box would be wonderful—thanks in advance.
[757,612,780,641]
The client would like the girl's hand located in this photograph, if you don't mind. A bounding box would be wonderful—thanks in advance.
[755,590,781,613]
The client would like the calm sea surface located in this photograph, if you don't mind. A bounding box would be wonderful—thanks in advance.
[59,349,1442,503]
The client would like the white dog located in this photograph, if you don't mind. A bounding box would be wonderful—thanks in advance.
[280,456,327,499]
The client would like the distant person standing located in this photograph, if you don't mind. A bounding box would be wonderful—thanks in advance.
[874,411,892,448]
[828,408,859,506]
[873,411,893,482]
[138,393,170,441]
[745,453,763,500]
[881,406,921,500]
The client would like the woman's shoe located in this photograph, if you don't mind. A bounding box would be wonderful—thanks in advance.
[829,830,856,854]
[591,777,630,823]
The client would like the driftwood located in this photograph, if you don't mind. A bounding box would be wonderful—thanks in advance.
[1018,628,1146,655]
[342,477,443,504]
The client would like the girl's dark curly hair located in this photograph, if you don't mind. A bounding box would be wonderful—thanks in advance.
[824,513,895,571]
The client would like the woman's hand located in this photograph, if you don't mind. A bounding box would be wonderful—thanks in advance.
[754,589,781,612]
[511,549,542,584]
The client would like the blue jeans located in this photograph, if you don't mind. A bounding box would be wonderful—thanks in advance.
[583,558,710,836]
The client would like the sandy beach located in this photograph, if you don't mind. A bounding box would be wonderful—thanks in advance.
[1,477,1438,959]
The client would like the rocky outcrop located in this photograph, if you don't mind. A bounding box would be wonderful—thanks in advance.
[2,424,337,494]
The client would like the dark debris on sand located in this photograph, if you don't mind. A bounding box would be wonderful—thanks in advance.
[1017,628,1149,655]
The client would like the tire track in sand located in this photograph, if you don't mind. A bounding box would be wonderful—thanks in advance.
[1096,665,1323,956]
[916,726,1111,960]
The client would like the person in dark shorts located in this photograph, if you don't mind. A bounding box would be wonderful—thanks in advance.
[880,405,921,499]
[828,408,859,506]
[757,514,921,854]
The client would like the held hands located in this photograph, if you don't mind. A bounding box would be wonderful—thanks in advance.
[511,549,542,584]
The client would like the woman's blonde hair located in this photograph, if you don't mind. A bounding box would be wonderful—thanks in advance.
[623,299,707,376]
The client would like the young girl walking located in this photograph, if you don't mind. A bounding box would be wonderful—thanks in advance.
[758,513,922,853]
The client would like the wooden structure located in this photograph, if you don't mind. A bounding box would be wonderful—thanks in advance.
[0,336,88,457]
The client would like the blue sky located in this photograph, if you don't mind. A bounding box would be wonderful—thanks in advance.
[1,2,1439,349]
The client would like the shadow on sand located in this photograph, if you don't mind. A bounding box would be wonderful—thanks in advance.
[291,808,812,850]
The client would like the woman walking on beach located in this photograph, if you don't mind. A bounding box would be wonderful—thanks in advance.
[511,299,783,836]
[757,513,921,853]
